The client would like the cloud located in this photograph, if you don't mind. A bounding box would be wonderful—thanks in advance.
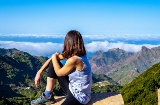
[1,34,160,41]
[0,34,65,38]
[0,41,63,57]
[86,41,159,53]
[0,41,160,57]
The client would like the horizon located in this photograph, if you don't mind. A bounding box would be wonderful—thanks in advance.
[1,35,160,57]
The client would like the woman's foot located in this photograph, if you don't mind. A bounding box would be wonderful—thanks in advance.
[31,93,56,105]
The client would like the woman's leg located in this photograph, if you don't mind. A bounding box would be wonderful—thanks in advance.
[43,61,60,98]
[46,62,83,105]
[31,61,59,105]
[62,89,84,105]
[45,60,60,93]
[48,61,69,94]
[52,62,83,105]
[57,75,69,94]
[57,75,83,105]
[44,77,56,97]
[46,77,56,91]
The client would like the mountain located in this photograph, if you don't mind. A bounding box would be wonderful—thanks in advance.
[120,62,160,105]
[89,48,134,74]
[89,46,160,85]
[0,48,48,98]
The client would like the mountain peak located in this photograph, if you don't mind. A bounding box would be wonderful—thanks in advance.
[141,46,149,51]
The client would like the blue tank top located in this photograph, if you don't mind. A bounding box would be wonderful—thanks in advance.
[68,55,92,104]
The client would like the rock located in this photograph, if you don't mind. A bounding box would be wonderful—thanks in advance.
[52,92,124,105]
[158,89,160,105]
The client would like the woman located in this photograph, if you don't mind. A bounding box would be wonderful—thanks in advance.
[31,30,92,105]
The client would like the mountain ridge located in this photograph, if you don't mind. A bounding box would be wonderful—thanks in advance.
[89,46,160,85]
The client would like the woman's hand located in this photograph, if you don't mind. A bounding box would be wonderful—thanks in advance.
[34,71,42,88]
[52,52,64,60]
[58,53,64,60]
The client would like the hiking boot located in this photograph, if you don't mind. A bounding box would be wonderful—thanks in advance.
[31,93,56,105]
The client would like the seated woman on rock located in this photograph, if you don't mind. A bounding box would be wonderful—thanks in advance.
[31,30,92,105]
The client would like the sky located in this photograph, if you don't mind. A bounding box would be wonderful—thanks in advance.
[0,0,160,57]
[0,0,160,34]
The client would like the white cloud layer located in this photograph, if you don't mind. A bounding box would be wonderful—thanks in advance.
[0,41,63,57]
[86,41,159,52]
[1,34,160,41]
[0,41,160,57]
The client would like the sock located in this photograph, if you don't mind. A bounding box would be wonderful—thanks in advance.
[44,90,52,98]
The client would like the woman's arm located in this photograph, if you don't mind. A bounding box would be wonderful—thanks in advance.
[52,53,79,76]
[35,54,65,87]
[37,53,64,74]
[37,58,52,74]
[35,58,52,88]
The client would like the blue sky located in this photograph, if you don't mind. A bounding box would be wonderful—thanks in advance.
[0,0,160,57]
[0,0,160,34]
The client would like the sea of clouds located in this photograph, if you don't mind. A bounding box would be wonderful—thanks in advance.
[0,33,159,40]
[0,41,159,57]
[0,34,160,57]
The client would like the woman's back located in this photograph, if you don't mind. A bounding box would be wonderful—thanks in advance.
[68,55,92,104]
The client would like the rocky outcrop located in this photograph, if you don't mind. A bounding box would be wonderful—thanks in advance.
[52,92,124,105]
[52,89,160,105]
[158,89,160,105]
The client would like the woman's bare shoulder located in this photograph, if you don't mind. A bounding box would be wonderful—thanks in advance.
[66,56,78,64]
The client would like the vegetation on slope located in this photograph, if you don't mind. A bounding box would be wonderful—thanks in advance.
[121,62,160,105]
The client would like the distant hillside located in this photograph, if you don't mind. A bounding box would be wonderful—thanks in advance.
[89,46,160,85]
[92,73,118,85]
[0,48,48,98]
[120,62,160,105]
[92,74,122,93]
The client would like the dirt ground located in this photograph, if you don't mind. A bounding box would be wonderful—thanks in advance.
[158,89,160,105]
[52,92,124,105]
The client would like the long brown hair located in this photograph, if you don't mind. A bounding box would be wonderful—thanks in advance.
[62,30,86,59]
